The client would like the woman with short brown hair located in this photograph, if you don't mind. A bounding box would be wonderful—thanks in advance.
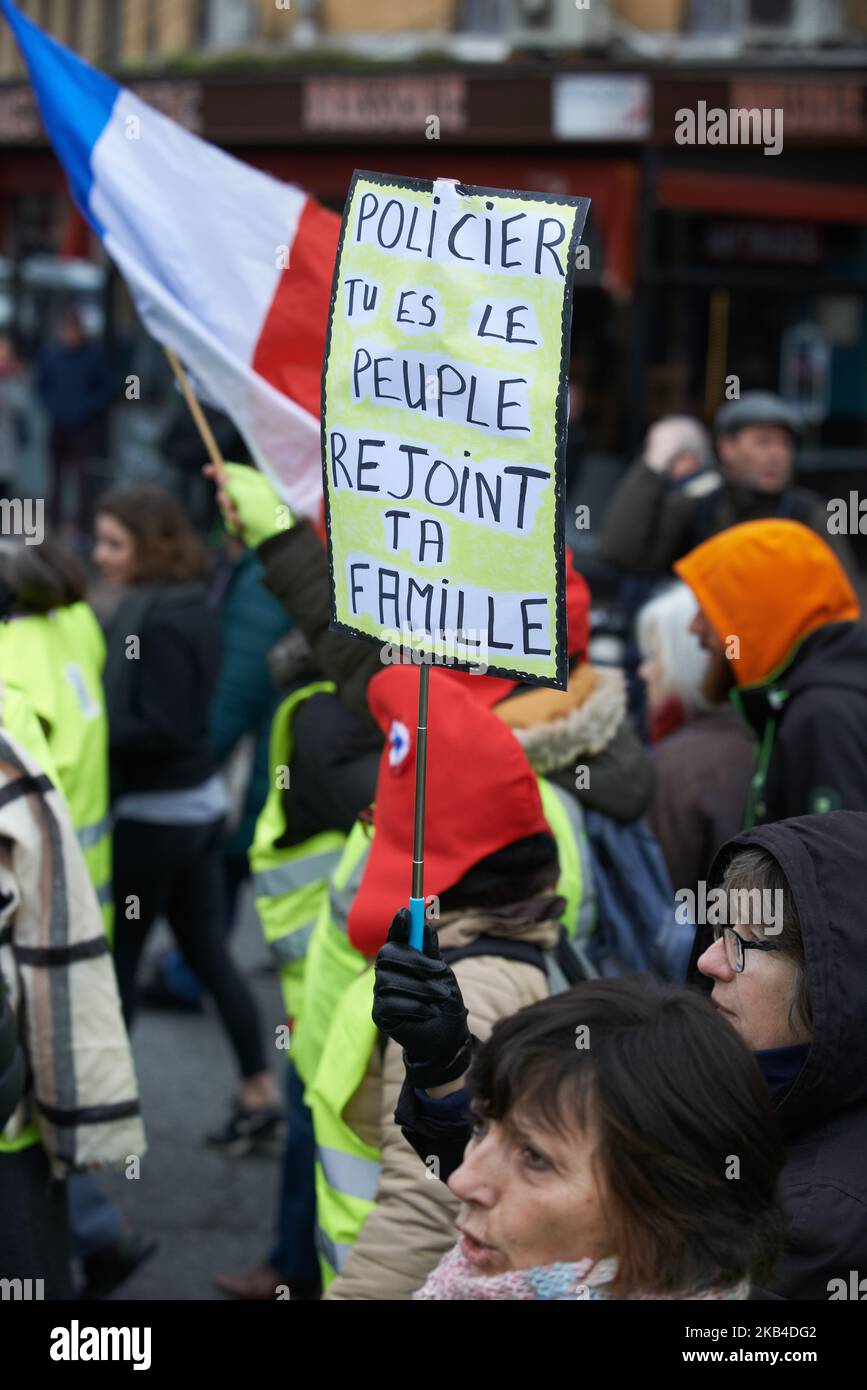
[401,976,784,1300]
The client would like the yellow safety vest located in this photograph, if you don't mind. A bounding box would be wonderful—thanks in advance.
[0,603,113,939]
[307,777,589,1287]
[248,682,346,1020]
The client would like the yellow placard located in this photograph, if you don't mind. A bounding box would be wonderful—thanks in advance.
[321,170,590,688]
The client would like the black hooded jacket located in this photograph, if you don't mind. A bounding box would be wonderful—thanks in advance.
[695,812,867,1299]
[735,622,867,826]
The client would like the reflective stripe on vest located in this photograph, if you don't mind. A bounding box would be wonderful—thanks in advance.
[268,919,316,966]
[77,815,111,851]
[316,1143,381,1204]
[315,1226,352,1276]
[252,846,343,900]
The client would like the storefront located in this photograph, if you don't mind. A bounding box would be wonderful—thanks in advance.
[646,72,867,495]
[2,61,865,481]
[0,64,646,454]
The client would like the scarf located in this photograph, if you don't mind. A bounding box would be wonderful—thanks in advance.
[648,693,688,745]
[413,1242,748,1301]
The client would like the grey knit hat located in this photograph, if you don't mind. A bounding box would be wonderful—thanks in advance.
[713,392,802,438]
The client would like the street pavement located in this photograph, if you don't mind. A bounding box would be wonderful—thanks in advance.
[97,887,286,1301]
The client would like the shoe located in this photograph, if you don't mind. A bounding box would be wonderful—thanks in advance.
[213,1263,322,1301]
[205,1101,283,1157]
[213,1261,285,1300]
[79,1232,158,1301]
[138,974,204,1013]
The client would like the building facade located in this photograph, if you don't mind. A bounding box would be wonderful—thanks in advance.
[0,0,865,495]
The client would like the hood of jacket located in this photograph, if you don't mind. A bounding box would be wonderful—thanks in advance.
[674,519,860,689]
[735,619,867,739]
[435,892,564,954]
[495,664,626,775]
[704,811,867,1140]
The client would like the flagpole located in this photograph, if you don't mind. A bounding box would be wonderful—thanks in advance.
[408,661,430,950]
[163,346,227,484]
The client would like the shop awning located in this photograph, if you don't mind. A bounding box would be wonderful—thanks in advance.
[657,169,867,226]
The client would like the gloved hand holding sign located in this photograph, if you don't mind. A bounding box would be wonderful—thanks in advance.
[204,460,292,548]
[373,908,472,1092]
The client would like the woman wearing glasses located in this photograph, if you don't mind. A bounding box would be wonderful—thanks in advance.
[695,810,866,1299]
[376,811,867,1300]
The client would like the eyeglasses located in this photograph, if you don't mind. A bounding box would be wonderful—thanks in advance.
[711,926,782,974]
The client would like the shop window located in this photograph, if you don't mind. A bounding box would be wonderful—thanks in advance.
[201,0,257,50]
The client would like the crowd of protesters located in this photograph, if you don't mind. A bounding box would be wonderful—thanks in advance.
[1,376,866,1303]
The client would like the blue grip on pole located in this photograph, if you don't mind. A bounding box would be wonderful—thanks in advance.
[408,897,426,951]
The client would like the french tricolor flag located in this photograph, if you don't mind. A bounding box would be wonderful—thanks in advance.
[2,0,339,517]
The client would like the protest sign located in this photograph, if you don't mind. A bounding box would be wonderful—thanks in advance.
[321,171,590,688]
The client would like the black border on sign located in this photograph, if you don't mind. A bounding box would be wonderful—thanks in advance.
[319,167,591,692]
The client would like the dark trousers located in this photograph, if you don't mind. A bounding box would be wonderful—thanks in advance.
[49,417,105,533]
[158,854,250,1004]
[269,1061,319,1282]
[112,817,266,1078]
[0,1145,73,1299]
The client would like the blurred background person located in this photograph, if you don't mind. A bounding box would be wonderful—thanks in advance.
[598,396,855,581]
[94,484,281,1152]
[676,520,867,827]
[36,306,114,537]
[0,333,30,502]
[636,581,754,901]
[141,503,292,1011]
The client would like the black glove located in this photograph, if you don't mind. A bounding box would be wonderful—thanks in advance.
[373,907,472,1091]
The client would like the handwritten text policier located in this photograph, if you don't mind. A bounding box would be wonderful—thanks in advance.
[354,189,569,278]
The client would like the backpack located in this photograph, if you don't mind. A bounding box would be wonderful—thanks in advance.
[581,808,693,981]
[442,802,692,994]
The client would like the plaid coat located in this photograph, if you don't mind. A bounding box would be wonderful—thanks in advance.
[0,723,144,1175]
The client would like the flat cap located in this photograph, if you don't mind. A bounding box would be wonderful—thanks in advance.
[713,391,802,437]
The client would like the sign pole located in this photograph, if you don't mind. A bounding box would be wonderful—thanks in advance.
[408,662,430,950]
[163,345,227,483]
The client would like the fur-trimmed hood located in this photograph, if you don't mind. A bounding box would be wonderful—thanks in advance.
[496,664,627,776]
